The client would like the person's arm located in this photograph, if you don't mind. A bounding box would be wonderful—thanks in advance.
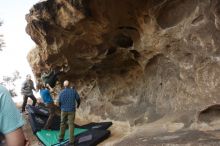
[46,83,54,92]
[75,91,80,108]
[30,80,36,91]
[0,85,27,146]
[21,81,26,90]
[41,72,49,79]
[58,92,61,107]
[76,98,80,108]
[5,128,27,146]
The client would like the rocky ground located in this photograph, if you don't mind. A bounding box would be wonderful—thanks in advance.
[22,115,40,146]
[17,100,130,146]
[21,110,130,146]
[19,102,220,146]
[115,121,220,146]
[116,130,220,146]
[21,113,220,146]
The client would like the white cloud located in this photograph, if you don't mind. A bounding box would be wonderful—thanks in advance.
[0,0,38,77]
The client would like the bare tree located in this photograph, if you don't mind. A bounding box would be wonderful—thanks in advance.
[0,21,5,51]
[0,71,21,97]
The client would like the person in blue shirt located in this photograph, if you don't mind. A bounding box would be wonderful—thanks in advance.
[0,85,28,146]
[58,80,80,145]
[37,82,56,129]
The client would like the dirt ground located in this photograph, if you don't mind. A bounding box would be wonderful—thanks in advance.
[22,115,41,146]
[21,113,130,146]
[17,101,220,146]
[17,100,129,146]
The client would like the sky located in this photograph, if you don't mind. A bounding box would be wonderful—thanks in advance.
[0,0,39,77]
[0,0,39,100]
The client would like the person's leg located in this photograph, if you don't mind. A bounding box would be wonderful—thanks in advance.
[59,111,68,141]
[45,67,64,88]
[42,71,54,86]
[68,112,75,144]
[29,95,37,106]
[21,95,28,112]
[46,72,59,88]
[44,103,55,129]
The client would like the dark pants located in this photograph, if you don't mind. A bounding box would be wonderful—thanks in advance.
[59,111,75,144]
[44,71,62,88]
[22,94,37,112]
[44,103,56,129]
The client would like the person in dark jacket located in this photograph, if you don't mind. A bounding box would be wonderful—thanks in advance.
[58,80,80,145]
[21,74,37,113]
[41,67,63,88]
[37,82,56,129]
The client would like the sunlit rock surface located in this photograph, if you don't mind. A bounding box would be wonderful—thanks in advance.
[26,0,220,145]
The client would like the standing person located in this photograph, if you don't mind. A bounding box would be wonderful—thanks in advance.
[36,82,56,129]
[21,74,37,113]
[0,85,29,146]
[58,80,80,145]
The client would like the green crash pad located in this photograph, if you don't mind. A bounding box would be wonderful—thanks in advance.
[36,128,87,146]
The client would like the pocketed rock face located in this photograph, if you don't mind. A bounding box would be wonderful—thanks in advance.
[26,0,220,126]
